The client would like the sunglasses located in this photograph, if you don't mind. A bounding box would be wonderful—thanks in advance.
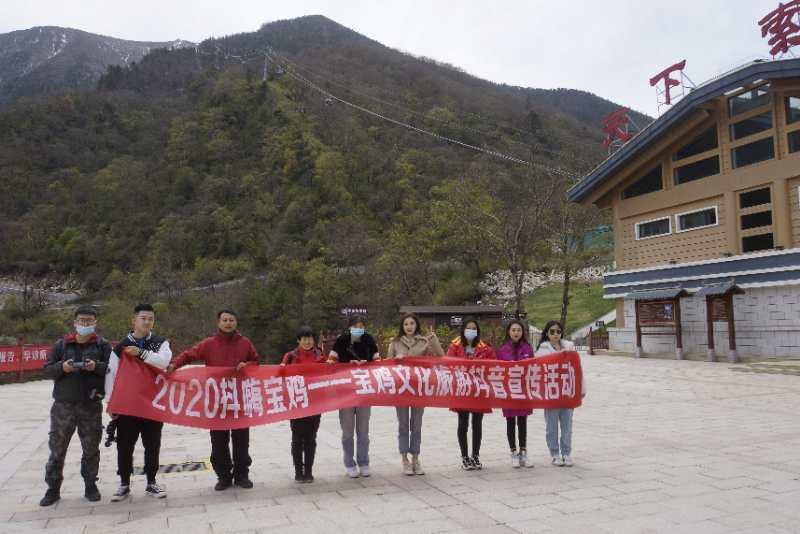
[548,329,562,335]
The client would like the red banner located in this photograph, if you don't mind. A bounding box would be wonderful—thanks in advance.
[0,344,50,373]
[109,352,583,430]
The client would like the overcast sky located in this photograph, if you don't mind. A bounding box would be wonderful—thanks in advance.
[0,1,786,117]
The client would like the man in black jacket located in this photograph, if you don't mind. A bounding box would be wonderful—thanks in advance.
[105,303,171,501]
[40,305,112,507]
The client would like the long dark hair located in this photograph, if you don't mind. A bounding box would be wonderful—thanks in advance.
[538,320,565,350]
[459,318,480,348]
[503,319,528,345]
[397,313,421,339]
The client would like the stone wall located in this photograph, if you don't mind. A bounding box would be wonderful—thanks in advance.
[608,284,800,359]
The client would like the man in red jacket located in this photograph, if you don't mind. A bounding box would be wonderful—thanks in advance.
[167,308,259,490]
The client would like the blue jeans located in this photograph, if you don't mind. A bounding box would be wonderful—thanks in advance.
[544,408,573,457]
[396,406,424,455]
[339,407,370,468]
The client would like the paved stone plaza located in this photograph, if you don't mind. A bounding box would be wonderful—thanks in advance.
[1,354,799,533]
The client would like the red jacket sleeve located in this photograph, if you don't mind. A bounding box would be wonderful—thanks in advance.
[281,351,293,365]
[446,344,460,358]
[245,340,259,363]
[479,345,497,360]
[172,339,207,368]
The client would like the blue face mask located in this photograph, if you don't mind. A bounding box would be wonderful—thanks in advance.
[464,329,478,341]
[75,324,95,336]
[350,327,365,339]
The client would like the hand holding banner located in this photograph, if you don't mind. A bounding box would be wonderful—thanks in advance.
[108,352,583,430]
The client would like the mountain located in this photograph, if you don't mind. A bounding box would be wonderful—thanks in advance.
[0,15,634,347]
[0,26,193,104]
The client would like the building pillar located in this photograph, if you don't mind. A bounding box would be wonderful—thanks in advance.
[706,296,716,362]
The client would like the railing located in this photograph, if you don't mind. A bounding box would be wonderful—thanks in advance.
[587,328,609,355]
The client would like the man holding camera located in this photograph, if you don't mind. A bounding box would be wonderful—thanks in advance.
[105,303,172,501]
[40,305,112,506]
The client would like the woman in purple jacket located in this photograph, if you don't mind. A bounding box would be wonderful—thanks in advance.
[496,319,535,468]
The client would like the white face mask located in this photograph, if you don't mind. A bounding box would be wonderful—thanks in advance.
[350,327,365,339]
[464,329,478,341]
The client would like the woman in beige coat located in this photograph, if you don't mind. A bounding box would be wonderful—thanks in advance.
[386,313,444,475]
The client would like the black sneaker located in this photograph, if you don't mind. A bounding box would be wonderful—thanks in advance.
[294,470,304,483]
[39,488,60,507]
[85,483,101,502]
[234,478,254,489]
[145,482,167,499]
[110,485,131,502]
[214,479,232,491]
[303,471,314,483]
[461,456,475,470]
[472,456,483,470]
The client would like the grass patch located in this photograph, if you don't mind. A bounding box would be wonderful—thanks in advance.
[524,281,614,335]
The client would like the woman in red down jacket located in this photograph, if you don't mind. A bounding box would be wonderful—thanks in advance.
[281,325,326,483]
[446,318,495,471]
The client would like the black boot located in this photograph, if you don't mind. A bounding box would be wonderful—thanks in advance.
[303,441,316,483]
[39,487,60,507]
[292,439,304,482]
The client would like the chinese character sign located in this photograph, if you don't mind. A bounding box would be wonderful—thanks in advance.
[602,107,633,149]
[109,352,583,430]
[650,60,687,106]
[760,1,800,57]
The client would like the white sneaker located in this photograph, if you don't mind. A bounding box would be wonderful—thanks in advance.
[110,485,130,502]
[562,455,574,467]
[402,454,414,476]
[520,451,533,468]
[511,451,521,468]
[412,455,424,475]
[552,456,564,466]
[346,465,360,478]
[359,465,370,477]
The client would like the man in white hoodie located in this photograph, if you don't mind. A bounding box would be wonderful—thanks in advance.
[105,303,172,501]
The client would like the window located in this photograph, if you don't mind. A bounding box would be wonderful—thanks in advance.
[622,165,662,199]
[673,156,720,185]
[740,211,772,230]
[789,130,800,153]
[731,137,774,168]
[676,206,718,232]
[738,187,774,254]
[636,217,671,240]
[742,233,774,253]
[674,126,718,160]
[786,96,800,124]
[729,84,770,117]
[739,187,770,208]
[730,112,772,141]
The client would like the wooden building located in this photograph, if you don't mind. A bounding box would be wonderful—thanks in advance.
[568,58,800,360]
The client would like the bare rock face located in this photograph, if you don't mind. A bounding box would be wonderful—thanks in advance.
[0,26,193,104]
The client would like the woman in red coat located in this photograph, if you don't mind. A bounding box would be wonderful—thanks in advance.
[446,319,495,470]
[281,326,326,483]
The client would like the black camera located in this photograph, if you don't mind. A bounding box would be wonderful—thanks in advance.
[105,418,118,447]
[71,361,85,370]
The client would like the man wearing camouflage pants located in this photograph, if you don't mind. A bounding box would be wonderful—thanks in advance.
[40,305,112,507]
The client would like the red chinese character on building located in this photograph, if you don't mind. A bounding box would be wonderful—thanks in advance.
[601,107,632,149]
[649,60,687,106]
[759,1,800,57]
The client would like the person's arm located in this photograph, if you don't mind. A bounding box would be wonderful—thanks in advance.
[139,340,172,370]
[386,340,397,359]
[428,334,444,357]
[281,351,293,366]
[105,350,119,403]
[328,337,345,362]
[446,343,458,358]
[368,335,380,360]
[170,340,205,369]
[43,340,67,379]
[246,340,259,364]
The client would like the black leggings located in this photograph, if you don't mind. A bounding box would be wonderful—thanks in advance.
[456,411,484,458]
[506,416,527,451]
[290,415,321,473]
